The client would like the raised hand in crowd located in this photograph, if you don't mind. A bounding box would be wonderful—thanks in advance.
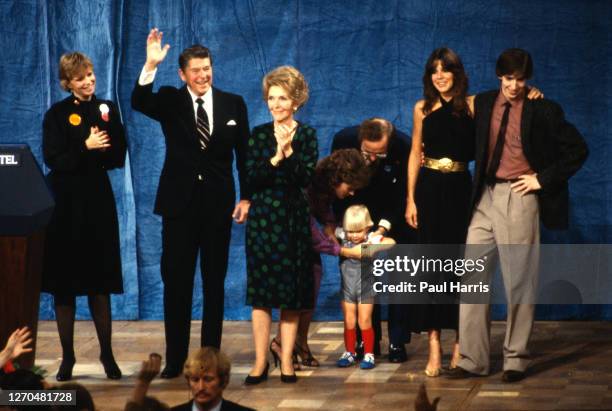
[0,327,33,368]
[129,353,162,406]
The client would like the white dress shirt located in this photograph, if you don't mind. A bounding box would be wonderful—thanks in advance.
[138,66,214,134]
[191,399,223,411]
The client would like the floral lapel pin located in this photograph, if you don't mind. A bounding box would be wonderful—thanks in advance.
[99,103,110,122]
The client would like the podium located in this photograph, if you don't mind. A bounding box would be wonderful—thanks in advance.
[0,145,54,369]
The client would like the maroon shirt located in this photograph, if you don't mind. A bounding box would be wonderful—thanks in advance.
[487,91,533,179]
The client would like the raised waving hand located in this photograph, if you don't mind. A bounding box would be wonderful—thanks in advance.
[145,28,171,71]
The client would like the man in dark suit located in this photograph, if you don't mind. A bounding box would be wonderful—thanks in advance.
[448,48,588,382]
[172,348,255,411]
[131,28,251,378]
[332,118,415,362]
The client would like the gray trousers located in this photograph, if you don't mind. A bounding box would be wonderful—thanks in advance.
[458,181,540,375]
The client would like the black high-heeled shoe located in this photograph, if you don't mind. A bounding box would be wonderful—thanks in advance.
[244,362,269,385]
[56,357,75,382]
[280,372,297,383]
[279,355,298,383]
[100,355,122,380]
[269,338,282,368]
[294,342,320,367]
[270,338,301,370]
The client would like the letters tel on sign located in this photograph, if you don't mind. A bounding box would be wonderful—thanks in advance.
[0,153,20,166]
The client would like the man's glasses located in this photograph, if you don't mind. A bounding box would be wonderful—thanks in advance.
[361,150,388,160]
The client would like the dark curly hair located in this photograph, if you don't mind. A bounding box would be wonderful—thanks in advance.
[309,149,371,221]
[422,47,470,117]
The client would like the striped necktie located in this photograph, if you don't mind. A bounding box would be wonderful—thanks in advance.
[195,97,210,150]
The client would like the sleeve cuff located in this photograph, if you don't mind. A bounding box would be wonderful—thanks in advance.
[138,66,157,85]
[332,243,342,256]
[378,219,392,231]
[334,227,345,240]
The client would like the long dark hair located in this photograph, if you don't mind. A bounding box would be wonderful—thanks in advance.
[308,149,371,222]
[422,47,470,117]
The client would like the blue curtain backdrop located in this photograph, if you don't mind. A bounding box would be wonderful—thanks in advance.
[1,0,610,321]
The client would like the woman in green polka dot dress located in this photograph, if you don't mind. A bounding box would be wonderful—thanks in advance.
[244,66,318,384]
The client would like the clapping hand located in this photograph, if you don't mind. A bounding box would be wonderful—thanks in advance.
[274,123,296,157]
[3,327,33,361]
[145,28,170,71]
[85,126,110,150]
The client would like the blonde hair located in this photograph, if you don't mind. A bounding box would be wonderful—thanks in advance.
[59,52,93,91]
[262,65,309,109]
[343,205,374,232]
[183,347,231,387]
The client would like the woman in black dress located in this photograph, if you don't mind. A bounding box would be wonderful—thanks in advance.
[244,66,318,384]
[406,48,475,376]
[406,48,543,377]
[42,52,126,381]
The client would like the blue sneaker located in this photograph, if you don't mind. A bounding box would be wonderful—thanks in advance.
[360,353,376,369]
[337,351,357,367]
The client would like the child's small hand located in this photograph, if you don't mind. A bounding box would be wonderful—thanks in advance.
[341,244,362,259]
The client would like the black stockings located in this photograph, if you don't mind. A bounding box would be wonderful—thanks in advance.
[54,294,115,360]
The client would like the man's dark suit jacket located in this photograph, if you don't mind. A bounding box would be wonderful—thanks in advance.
[331,126,414,243]
[131,83,250,217]
[171,399,255,411]
[472,90,588,229]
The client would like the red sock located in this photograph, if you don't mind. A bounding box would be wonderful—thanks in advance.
[344,327,356,353]
[362,328,374,354]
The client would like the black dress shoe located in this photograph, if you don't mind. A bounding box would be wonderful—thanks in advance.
[388,344,407,363]
[244,363,269,385]
[100,356,122,380]
[56,357,76,382]
[502,370,526,383]
[160,364,182,379]
[446,366,480,379]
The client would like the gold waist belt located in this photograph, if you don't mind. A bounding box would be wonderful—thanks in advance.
[423,157,467,173]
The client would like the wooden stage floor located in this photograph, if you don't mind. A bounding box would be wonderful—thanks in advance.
[33,320,612,410]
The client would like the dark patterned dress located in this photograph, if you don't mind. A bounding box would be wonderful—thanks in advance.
[410,97,475,331]
[245,122,319,309]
